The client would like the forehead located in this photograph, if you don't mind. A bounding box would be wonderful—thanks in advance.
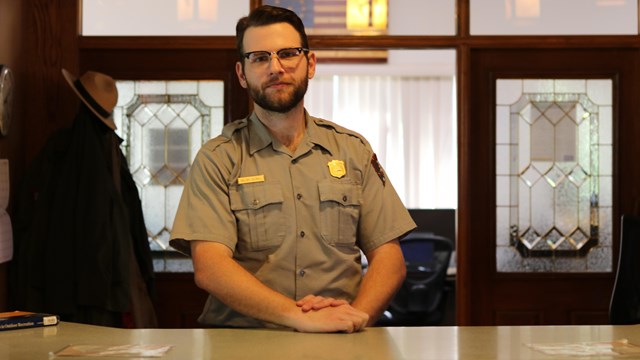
[243,23,301,52]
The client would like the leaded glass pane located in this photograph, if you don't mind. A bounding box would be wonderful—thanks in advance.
[496,79,612,273]
[115,80,224,251]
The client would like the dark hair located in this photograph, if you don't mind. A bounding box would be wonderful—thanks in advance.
[236,5,309,61]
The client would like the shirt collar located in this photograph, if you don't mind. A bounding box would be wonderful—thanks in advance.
[305,113,334,156]
[247,111,335,156]
[248,112,272,155]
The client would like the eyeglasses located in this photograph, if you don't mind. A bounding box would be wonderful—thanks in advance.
[243,47,309,66]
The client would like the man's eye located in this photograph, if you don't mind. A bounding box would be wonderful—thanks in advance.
[279,50,297,59]
[251,54,270,63]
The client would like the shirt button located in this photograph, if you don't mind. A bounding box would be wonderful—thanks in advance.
[252,199,259,207]
[299,269,306,277]
[292,159,298,164]
[342,195,348,202]
[300,231,305,238]
[297,193,302,200]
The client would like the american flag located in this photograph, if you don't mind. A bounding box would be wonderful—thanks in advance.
[263,0,348,34]
[262,0,388,62]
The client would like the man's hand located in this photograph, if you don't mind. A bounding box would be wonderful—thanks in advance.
[296,295,349,312]
[292,303,369,333]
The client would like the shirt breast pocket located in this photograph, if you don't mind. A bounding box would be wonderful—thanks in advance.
[318,181,362,246]
[229,183,286,251]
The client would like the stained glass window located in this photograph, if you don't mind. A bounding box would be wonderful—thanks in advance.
[496,79,612,272]
[114,80,224,253]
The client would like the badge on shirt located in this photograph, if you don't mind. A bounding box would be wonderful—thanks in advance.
[370,154,386,186]
[327,160,346,179]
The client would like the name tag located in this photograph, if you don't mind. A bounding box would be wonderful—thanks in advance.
[238,175,265,185]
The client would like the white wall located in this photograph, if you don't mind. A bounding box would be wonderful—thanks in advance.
[82,0,249,36]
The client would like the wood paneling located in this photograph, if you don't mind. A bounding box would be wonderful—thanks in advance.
[0,0,25,312]
[494,311,542,326]
[153,273,209,328]
[0,0,81,312]
[24,0,80,163]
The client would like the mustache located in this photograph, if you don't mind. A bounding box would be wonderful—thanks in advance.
[264,73,291,86]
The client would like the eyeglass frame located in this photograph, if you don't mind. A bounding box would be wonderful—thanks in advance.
[242,47,310,65]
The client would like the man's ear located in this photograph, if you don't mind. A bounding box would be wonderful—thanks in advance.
[307,51,317,80]
[236,61,248,88]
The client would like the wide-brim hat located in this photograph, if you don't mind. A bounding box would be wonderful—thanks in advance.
[62,68,118,130]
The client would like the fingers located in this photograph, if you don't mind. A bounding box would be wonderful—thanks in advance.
[330,299,349,307]
[340,321,356,334]
[296,295,318,312]
[296,295,349,312]
[315,306,370,333]
[292,302,370,334]
[295,295,315,309]
[346,308,368,333]
[292,295,369,333]
[332,308,368,333]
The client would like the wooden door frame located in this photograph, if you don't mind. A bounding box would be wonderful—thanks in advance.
[457,47,640,325]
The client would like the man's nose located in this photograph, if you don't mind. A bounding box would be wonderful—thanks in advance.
[267,54,285,72]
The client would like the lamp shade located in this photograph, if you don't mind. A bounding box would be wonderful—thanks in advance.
[347,0,387,32]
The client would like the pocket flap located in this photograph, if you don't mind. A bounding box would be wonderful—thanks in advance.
[318,181,361,206]
[230,183,284,210]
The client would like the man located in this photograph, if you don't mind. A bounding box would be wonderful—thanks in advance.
[170,5,416,333]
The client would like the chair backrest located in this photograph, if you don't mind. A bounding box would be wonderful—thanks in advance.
[609,214,640,324]
[384,232,454,325]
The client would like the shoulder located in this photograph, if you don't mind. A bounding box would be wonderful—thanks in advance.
[201,118,249,153]
[312,116,372,149]
[222,118,249,138]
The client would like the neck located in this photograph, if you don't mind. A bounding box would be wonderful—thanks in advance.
[255,105,306,152]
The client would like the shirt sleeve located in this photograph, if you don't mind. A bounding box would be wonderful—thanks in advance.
[169,139,239,256]
[357,150,417,254]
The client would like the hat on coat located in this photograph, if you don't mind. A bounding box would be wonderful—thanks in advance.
[62,68,118,130]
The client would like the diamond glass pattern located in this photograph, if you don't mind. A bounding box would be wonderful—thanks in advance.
[567,165,589,186]
[520,165,540,187]
[115,80,224,250]
[543,165,566,188]
[496,79,612,272]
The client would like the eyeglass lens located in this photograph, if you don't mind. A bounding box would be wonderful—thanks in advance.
[246,48,306,64]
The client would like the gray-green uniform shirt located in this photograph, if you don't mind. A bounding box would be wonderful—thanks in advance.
[170,111,416,328]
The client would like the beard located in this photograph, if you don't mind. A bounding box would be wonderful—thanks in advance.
[248,75,308,114]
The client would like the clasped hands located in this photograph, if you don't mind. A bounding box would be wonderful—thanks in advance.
[293,295,369,333]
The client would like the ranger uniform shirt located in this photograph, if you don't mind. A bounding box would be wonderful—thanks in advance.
[170,111,416,328]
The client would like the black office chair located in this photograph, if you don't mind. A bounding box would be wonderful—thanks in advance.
[610,214,640,325]
[376,232,454,326]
